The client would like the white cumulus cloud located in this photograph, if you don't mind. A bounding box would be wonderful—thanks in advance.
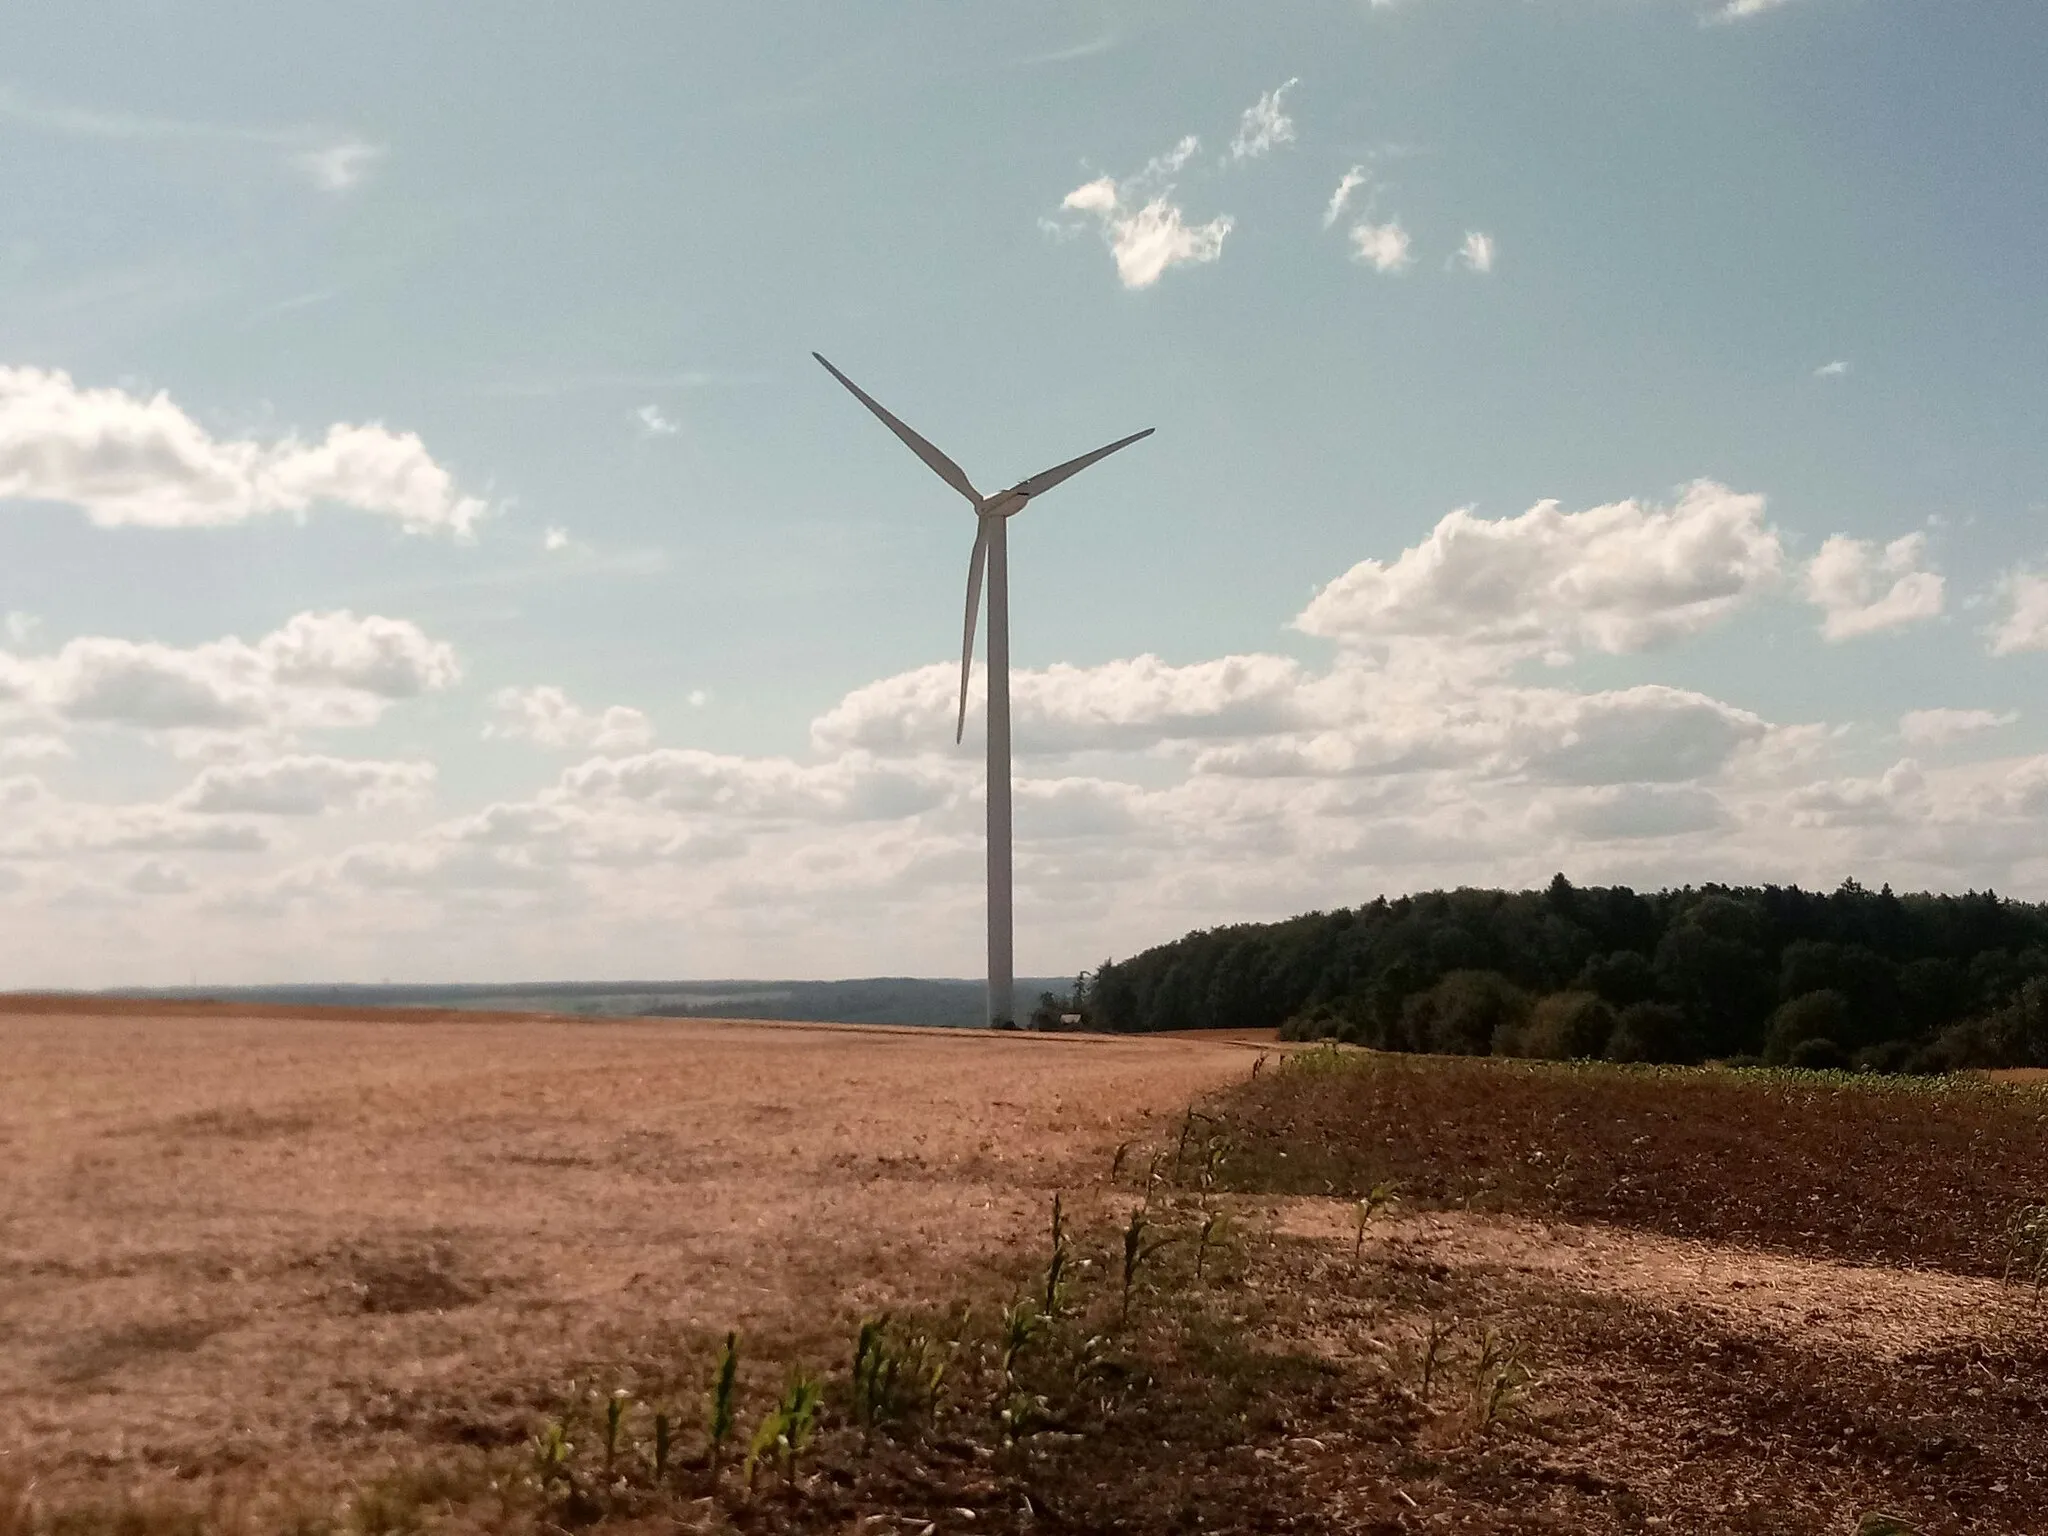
[1989,568,2048,656]
[635,404,678,437]
[4,611,458,735]
[1814,360,1850,378]
[1899,708,2019,747]
[0,365,485,534]
[485,685,655,754]
[1349,219,1413,273]
[1456,231,1496,273]
[1296,480,1785,660]
[177,754,435,815]
[1804,533,1944,641]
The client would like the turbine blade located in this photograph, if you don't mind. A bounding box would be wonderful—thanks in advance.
[958,518,990,744]
[1011,427,1154,501]
[813,353,982,506]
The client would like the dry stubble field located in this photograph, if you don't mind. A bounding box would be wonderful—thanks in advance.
[4,1001,2047,1534]
[0,1001,1257,1512]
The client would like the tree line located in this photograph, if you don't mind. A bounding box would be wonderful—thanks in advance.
[1071,877,2048,1071]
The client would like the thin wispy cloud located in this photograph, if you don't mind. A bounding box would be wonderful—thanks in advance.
[0,84,383,193]
[1814,360,1850,378]
[296,141,383,192]
[480,369,733,399]
[1012,32,1119,67]
[1324,166,1368,229]
[635,404,679,437]
[1230,79,1299,162]
[1455,231,1496,274]
[1708,0,1799,21]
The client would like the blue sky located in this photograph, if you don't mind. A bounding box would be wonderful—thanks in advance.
[2,0,2045,985]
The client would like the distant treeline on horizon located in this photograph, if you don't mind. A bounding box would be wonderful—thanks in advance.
[1085,878,2048,1072]
[95,978,1066,1032]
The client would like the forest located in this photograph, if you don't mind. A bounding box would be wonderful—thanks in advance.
[1079,878,2048,1071]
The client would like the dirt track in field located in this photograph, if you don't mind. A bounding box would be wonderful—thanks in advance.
[0,1005,1262,1496]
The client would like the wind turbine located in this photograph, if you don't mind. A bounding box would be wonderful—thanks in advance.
[814,353,1153,1029]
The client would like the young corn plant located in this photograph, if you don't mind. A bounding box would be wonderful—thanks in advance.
[1043,1193,1069,1319]
[1118,1206,1178,1323]
[1351,1180,1401,1263]
[2002,1202,2048,1295]
[531,1418,576,1500]
[603,1389,628,1484]
[1194,1205,1233,1281]
[1472,1328,1532,1436]
[653,1410,673,1485]
[708,1331,740,1486]
[745,1374,822,1494]
[1418,1315,1457,1404]
[998,1298,1043,1385]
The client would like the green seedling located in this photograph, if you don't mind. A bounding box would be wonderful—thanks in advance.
[1472,1328,1531,1435]
[999,1298,1043,1384]
[1118,1206,1178,1322]
[1855,1516,1924,1536]
[708,1331,740,1484]
[1351,1180,1400,1262]
[1044,1193,1068,1318]
[1418,1315,1456,1403]
[653,1410,673,1484]
[603,1389,627,1481]
[2003,1202,2048,1295]
[1195,1207,1229,1279]
[745,1373,822,1493]
[532,1418,574,1496]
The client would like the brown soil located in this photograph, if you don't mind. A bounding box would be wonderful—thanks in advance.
[1214,1049,2048,1275]
[0,1006,1251,1503]
[7,1015,2045,1534]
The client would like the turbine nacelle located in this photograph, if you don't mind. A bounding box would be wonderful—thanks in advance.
[978,488,1032,520]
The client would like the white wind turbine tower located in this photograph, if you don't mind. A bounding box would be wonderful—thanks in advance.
[814,353,1153,1028]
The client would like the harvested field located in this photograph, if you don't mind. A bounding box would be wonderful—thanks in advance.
[0,1005,1258,1511]
[4,1011,2045,1534]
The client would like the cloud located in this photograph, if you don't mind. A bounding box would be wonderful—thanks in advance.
[561,747,955,824]
[635,404,678,437]
[4,612,38,645]
[127,859,195,896]
[0,365,485,534]
[1899,708,2019,747]
[1349,219,1413,273]
[0,85,382,193]
[1455,231,1496,274]
[1052,131,1234,290]
[1229,79,1299,162]
[543,526,571,552]
[1989,568,2048,655]
[813,653,1311,758]
[485,685,655,754]
[1324,166,1368,229]
[1709,0,1798,20]
[1296,480,1784,660]
[5,610,458,735]
[0,786,271,858]
[1803,533,1944,640]
[1057,173,1233,290]
[177,754,435,815]
[296,140,383,192]
[1814,360,1850,378]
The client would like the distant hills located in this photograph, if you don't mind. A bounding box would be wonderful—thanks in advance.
[98,978,1072,1031]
